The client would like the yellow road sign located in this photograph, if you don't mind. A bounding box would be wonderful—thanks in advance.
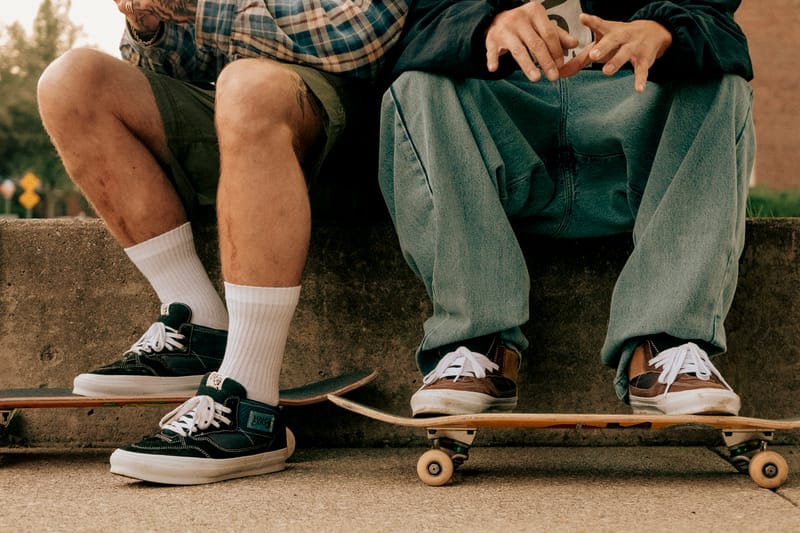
[19,190,40,209]
[20,171,41,192]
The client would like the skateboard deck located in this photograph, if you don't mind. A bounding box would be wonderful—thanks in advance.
[327,394,800,489]
[0,369,376,415]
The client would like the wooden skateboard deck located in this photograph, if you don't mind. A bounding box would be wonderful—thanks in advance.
[0,369,376,410]
[327,394,800,489]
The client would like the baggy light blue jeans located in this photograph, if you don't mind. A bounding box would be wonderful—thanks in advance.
[378,69,756,401]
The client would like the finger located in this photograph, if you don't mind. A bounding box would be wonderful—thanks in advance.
[600,47,631,76]
[556,26,581,70]
[527,45,559,81]
[485,26,511,73]
[514,28,563,80]
[633,63,650,93]
[489,26,560,80]
[486,45,501,73]
[559,44,593,78]
[486,37,542,80]
[507,45,542,82]
[581,15,620,63]
[485,15,518,73]
[486,39,542,81]
[629,54,655,92]
[486,4,567,82]
[579,13,611,35]
[559,28,580,51]
[589,32,622,64]
[530,20,567,76]
[487,26,551,81]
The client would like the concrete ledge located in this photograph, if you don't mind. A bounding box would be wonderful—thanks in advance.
[2,217,800,447]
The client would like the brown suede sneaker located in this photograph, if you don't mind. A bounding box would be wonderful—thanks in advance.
[410,338,519,416]
[628,339,740,415]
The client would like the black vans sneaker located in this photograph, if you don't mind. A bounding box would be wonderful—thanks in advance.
[72,303,227,396]
[110,372,290,485]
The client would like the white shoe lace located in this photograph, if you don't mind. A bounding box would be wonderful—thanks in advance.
[159,395,232,437]
[128,321,186,355]
[648,342,733,395]
[422,346,499,385]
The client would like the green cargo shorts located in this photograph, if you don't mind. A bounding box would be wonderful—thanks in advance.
[142,59,357,213]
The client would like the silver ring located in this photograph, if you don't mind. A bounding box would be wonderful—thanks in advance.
[125,1,133,13]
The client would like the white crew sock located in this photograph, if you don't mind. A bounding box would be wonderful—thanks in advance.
[218,282,300,406]
[124,222,229,330]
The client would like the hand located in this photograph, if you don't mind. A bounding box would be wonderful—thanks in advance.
[114,0,197,33]
[486,2,579,83]
[559,14,672,92]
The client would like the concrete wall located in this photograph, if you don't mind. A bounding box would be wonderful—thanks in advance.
[1,217,800,448]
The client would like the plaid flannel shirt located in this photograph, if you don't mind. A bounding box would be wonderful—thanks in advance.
[120,0,408,81]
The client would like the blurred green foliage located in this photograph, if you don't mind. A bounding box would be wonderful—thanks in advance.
[747,185,800,218]
[0,0,83,216]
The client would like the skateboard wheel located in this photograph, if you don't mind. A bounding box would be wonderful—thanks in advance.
[286,427,296,459]
[416,449,454,487]
[748,451,789,489]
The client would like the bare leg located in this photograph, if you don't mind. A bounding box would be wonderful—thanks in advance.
[38,48,229,386]
[214,58,324,287]
[213,59,326,404]
[37,48,185,247]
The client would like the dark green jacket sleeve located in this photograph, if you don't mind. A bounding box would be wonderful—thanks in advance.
[623,0,753,80]
[388,0,752,82]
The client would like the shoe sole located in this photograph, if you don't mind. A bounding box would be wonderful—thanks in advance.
[411,390,517,416]
[110,447,289,485]
[630,388,741,416]
[72,374,203,396]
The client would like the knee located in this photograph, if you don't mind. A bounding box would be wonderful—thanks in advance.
[215,59,300,138]
[392,70,441,88]
[37,48,113,122]
[678,74,753,115]
[719,73,753,101]
[703,75,754,141]
[388,71,446,103]
[385,71,465,122]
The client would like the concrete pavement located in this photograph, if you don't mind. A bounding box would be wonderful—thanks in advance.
[1,445,799,532]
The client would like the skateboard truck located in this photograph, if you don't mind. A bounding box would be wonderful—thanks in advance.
[418,428,476,486]
[722,429,788,489]
[0,410,12,427]
[723,429,774,471]
[0,409,18,446]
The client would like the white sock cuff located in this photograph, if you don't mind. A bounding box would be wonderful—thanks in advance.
[224,281,301,307]
[124,222,194,262]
